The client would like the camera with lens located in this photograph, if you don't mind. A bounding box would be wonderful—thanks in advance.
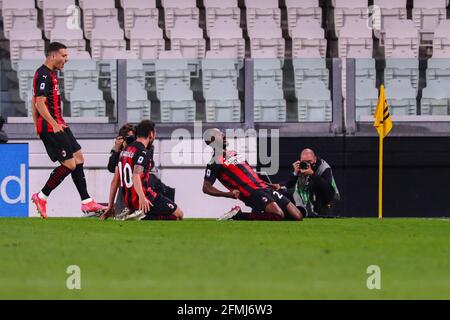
[124,135,136,145]
[299,160,310,170]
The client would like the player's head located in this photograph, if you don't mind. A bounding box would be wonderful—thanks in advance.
[204,128,227,154]
[136,119,156,147]
[118,123,136,147]
[46,42,68,71]
[300,148,317,165]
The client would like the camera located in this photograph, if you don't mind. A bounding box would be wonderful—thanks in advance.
[299,161,310,170]
[124,135,136,145]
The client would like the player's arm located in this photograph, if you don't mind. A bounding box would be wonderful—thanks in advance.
[101,167,120,220]
[132,165,153,213]
[34,75,66,133]
[202,180,240,199]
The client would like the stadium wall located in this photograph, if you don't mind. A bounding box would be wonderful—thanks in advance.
[268,137,450,218]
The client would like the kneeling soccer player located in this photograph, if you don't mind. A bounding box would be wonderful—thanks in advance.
[202,128,303,221]
[102,120,183,221]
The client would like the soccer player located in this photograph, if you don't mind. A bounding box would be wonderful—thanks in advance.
[31,42,107,218]
[202,128,303,221]
[103,120,183,221]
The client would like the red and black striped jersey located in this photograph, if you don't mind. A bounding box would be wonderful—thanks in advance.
[118,141,158,210]
[33,64,65,134]
[204,150,268,199]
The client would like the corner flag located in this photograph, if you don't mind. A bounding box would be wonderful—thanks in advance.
[374,84,393,138]
[374,84,393,221]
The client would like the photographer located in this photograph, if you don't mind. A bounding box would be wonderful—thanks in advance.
[273,148,340,217]
[107,123,136,173]
[0,116,8,143]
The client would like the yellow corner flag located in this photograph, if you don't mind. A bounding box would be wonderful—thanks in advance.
[374,85,393,138]
[374,85,393,221]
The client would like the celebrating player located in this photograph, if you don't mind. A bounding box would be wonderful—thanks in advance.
[202,128,303,221]
[102,120,183,221]
[31,42,106,218]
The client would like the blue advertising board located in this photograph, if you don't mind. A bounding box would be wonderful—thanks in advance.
[0,144,29,217]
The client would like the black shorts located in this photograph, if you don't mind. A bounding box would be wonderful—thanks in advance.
[40,127,81,163]
[244,188,291,214]
[143,193,178,219]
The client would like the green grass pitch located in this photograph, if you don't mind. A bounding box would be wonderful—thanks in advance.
[0,218,449,299]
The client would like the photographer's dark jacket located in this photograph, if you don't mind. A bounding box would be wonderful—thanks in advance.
[0,130,7,143]
[285,158,340,213]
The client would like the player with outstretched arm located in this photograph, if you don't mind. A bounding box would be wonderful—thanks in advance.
[202,128,303,221]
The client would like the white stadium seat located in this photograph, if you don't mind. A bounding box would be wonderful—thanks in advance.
[248,18,285,59]
[159,80,196,123]
[204,0,240,32]
[2,0,37,39]
[49,18,86,53]
[202,58,239,92]
[70,80,106,117]
[63,59,99,101]
[254,58,283,89]
[355,78,378,119]
[426,58,450,81]
[385,79,417,115]
[121,0,159,40]
[245,0,281,32]
[162,0,199,38]
[82,0,118,40]
[286,0,321,36]
[170,19,206,59]
[155,56,191,99]
[293,58,329,91]
[338,18,373,58]
[333,0,368,36]
[296,79,332,122]
[16,59,43,116]
[374,0,408,33]
[208,18,245,60]
[254,79,286,122]
[127,79,151,123]
[383,20,419,58]
[421,79,450,115]
[90,18,126,60]
[292,19,327,59]
[42,0,76,39]
[9,22,44,70]
[433,20,450,57]
[413,0,447,43]
[385,58,419,92]
[129,18,164,59]
[204,78,241,122]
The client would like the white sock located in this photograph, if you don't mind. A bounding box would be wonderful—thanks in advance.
[81,198,93,205]
[38,192,48,200]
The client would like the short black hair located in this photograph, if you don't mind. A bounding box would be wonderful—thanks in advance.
[118,123,135,137]
[46,42,67,57]
[136,120,155,138]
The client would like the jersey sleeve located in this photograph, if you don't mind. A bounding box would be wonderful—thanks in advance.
[34,73,50,97]
[133,149,151,169]
[204,163,220,184]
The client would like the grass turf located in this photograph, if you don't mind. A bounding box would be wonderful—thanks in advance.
[0,218,449,299]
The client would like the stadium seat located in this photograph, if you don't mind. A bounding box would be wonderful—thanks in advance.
[129,18,164,59]
[333,0,369,36]
[254,79,286,122]
[204,78,241,122]
[121,0,159,39]
[355,58,376,81]
[355,78,378,119]
[42,0,76,39]
[155,56,191,100]
[82,0,118,40]
[159,80,196,123]
[170,19,206,59]
[16,59,43,116]
[383,20,419,58]
[291,19,327,58]
[293,47,323,58]
[49,18,86,53]
[248,18,285,59]
[202,58,239,92]
[90,19,126,60]
[285,0,321,36]
[245,0,281,32]
[421,79,450,115]
[109,59,146,101]
[63,59,99,101]
[433,20,450,57]
[204,0,240,32]
[254,58,283,90]
[374,0,408,34]
[426,58,450,81]
[208,18,245,60]
[127,79,151,123]
[384,58,419,92]
[1,0,37,39]
[293,58,329,91]
[162,0,199,38]
[296,79,332,122]
[412,0,447,43]
[70,80,106,117]
[338,18,373,58]
[385,79,417,115]
[9,22,45,71]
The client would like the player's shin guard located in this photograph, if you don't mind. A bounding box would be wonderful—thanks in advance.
[71,163,90,201]
[234,212,283,221]
[41,165,73,196]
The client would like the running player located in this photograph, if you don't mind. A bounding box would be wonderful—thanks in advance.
[103,120,183,221]
[31,42,106,218]
[202,128,303,221]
